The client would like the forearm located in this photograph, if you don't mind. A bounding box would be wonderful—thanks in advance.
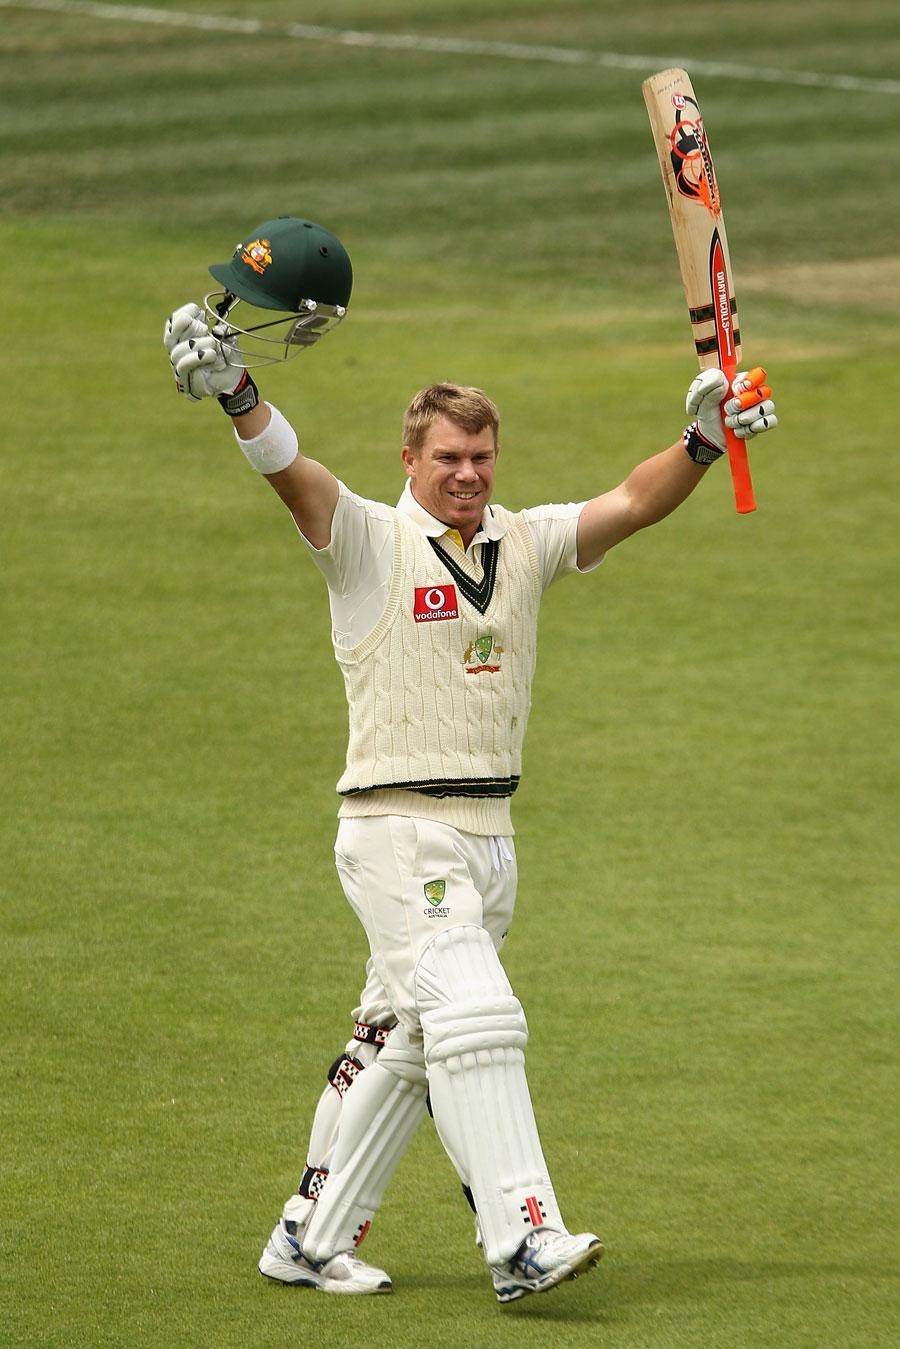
[620,441,708,530]
[230,401,338,546]
[232,402,272,441]
[575,440,708,566]
[228,400,299,477]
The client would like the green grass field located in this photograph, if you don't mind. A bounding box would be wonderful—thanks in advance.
[2,2,898,1344]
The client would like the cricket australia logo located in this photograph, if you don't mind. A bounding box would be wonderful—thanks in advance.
[239,238,273,275]
[464,634,503,674]
[424,879,449,917]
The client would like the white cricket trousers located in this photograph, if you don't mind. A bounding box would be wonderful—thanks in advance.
[334,815,517,1040]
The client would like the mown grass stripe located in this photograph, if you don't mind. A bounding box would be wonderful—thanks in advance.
[3,0,900,96]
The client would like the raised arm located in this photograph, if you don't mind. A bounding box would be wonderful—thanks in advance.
[229,401,339,549]
[575,368,777,569]
[164,303,339,548]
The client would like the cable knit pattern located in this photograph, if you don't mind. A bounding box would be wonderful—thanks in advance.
[335,508,541,820]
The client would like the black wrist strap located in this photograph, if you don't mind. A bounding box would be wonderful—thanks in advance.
[218,369,259,418]
[683,422,724,465]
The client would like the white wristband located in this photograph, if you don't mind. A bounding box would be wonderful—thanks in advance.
[234,402,299,475]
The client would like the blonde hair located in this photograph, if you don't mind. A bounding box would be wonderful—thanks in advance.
[402,383,500,453]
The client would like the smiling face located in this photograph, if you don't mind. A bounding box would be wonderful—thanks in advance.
[402,415,498,547]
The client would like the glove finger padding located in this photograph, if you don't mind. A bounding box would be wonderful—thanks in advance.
[171,334,246,402]
[725,400,778,439]
[724,367,777,438]
[171,340,223,402]
[686,368,729,418]
[164,302,208,355]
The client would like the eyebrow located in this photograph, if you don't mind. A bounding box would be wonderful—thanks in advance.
[430,444,495,456]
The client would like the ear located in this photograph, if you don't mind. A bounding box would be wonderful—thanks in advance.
[401,445,416,477]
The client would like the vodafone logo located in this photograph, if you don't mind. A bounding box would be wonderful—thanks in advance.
[413,584,459,623]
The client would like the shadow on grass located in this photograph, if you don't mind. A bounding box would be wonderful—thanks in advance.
[399,1266,609,1324]
[604,1256,897,1305]
[400,1254,897,1326]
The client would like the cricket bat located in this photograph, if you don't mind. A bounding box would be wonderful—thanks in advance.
[642,67,756,514]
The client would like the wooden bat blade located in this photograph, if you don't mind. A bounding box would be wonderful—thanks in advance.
[642,67,756,514]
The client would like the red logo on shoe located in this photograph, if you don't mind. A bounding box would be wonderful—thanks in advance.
[413,585,458,622]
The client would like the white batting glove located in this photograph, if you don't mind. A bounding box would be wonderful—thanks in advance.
[723,370,778,440]
[684,367,777,462]
[163,302,208,358]
[686,368,730,452]
[164,302,260,416]
[169,332,247,403]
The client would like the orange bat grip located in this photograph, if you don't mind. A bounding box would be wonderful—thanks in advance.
[722,358,757,514]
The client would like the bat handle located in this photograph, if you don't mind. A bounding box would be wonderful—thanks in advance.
[722,360,757,514]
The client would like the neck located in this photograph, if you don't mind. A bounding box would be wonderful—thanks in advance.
[408,484,481,550]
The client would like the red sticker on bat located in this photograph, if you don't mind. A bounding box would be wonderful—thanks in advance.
[709,229,735,366]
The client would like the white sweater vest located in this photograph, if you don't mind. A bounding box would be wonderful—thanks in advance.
[334,507,542,833]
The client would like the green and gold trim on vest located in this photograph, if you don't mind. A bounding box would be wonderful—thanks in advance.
[340,773,520,799]
[428,536,500,615]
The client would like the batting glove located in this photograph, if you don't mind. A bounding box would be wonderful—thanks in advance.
[165,303,259,416]
[684,367,777,462]
[163,301,208,357]
[724,369,778,440]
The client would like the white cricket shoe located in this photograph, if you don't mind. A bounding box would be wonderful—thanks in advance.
[491,1227,604,1303]
[258,1219,392,1295]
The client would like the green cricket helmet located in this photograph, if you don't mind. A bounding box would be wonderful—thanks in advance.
[205,216,352,364]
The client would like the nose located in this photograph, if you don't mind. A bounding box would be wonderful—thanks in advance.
[455,459,478,481]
